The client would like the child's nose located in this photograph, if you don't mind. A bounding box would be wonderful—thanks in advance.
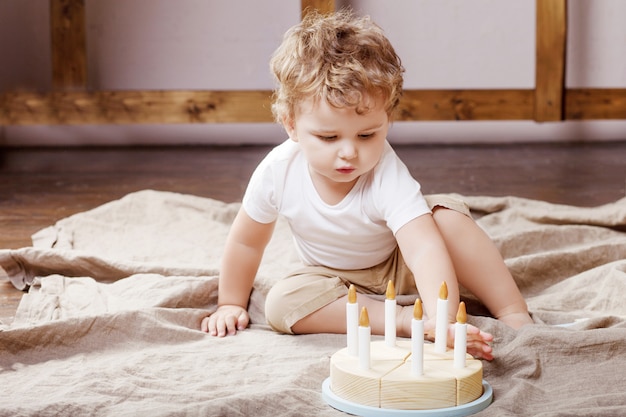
[339,141,357,160]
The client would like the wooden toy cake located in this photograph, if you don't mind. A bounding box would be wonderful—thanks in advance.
[326,282,487,412]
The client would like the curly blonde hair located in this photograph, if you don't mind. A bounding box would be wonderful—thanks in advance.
[269,10,404,123]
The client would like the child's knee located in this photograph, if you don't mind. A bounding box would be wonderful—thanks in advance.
[264,274,349,334]
[264,283,294,334]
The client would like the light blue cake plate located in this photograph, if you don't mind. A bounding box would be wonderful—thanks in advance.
[322,378,492,417]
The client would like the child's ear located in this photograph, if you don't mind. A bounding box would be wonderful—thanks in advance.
[282,116,298,142]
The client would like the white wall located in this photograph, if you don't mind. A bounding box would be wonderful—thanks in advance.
[1,0,625,146]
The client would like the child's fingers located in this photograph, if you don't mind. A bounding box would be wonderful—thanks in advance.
[445,323,493,360]
[466,324,494,342]
[202,307,250,337]
[237,311,250,331]
[200,316,209,333]
[224,315,238,335]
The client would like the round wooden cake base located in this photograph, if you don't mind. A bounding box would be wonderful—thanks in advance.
[322,378,492,417]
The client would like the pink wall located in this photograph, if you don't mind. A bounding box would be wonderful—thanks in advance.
[1,0,625,145]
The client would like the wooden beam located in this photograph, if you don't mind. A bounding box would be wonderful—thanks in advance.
[0,90,274,125]
[534,0,567,122]
[0,89,536,125]
[397,89,535,121]
[3,88,624,126]
[50,0,88,91]
[565,89,626,120]
[301,0,335,19]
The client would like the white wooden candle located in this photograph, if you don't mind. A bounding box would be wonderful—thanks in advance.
[434,281,449,353]
[346,284,358,356]
[358,307,371,371]
[384,280,396,347]
[454,301,468,369]
[411,299,424,376]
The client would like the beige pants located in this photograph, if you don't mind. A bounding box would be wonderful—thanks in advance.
[264,194,470,334]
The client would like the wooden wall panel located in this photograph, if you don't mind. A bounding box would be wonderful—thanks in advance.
[566,89,626,120]
[534,0,567,121]
[50,0,87,91]
[301,0,335,18]
[1,0,625,127]
[1,90,274,125]
[398,90,534,121]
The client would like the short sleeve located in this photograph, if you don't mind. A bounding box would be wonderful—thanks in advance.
[241,140,295,224]
[369,145,431,234]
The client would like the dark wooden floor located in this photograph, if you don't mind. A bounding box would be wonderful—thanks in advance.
[1,141,625,324]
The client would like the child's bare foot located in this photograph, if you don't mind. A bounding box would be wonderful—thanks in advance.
[396,305,415,338]
[498,311,534,329]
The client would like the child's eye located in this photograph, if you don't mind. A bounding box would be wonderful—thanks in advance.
[317,135,337,141]
[358,133,375,139]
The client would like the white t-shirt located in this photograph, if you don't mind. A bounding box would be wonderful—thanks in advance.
[242,139,431,270]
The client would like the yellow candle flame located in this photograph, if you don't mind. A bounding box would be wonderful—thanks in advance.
[359,307,370,327]
[456,301,467,324]
[439,281,448,300]
[385,280,395,300]
[413,299,423,320]
[348,284,357,304]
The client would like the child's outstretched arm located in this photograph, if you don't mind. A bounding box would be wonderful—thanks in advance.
[201,207,276,337]
[395,214,493,360]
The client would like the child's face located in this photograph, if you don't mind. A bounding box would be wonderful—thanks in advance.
[285,95,389,196]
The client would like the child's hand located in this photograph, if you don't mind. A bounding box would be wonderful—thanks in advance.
[201,305,250,337]
[459,323,494,361]
[423,320,494,361]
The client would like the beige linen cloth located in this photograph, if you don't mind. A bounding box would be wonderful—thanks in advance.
[1,189,626,416]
